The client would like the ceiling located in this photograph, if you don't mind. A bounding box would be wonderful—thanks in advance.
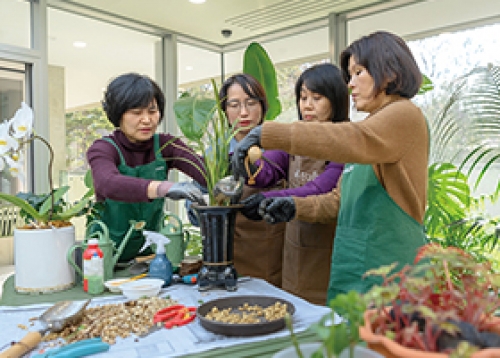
[48,0,422,49]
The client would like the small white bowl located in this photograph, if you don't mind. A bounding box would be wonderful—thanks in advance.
[104,279,129,293]
[120,278,164,299]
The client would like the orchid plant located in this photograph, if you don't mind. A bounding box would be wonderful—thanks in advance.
[0,102,91,228]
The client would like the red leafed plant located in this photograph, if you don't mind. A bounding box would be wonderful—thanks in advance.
[362,243,500,355]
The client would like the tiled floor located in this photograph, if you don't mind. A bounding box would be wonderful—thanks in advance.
[0,265,15,298]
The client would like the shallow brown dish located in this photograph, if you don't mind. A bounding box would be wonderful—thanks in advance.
[196,295,295,336]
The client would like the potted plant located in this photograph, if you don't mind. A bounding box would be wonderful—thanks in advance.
[360,243,500,357]
[0,102,92,293]
[169,42,281,290]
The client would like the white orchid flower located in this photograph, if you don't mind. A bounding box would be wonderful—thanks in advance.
[5,155,25,181]
[10,102,33,139]
[0,122,17,155]
[0,156,5,171]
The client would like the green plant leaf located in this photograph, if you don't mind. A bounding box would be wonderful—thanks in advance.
[425,163,470,238]
[54,197,91,221]
[243,42,282,121]
[174,95,216,142]
[0,193,44,222]
[39,186,70,216]
[418,74,434,94]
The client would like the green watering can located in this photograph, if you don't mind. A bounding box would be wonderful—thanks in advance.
[67,219,146,282]
[160,212,190,268]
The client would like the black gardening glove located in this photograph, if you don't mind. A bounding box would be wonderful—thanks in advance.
[231,126,262,180]
[239,193,266,221]
[258,197,296,224]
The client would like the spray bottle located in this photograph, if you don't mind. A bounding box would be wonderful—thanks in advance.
[140,231,173,287]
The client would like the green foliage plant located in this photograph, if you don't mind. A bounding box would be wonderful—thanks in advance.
[0,103,91,228]
[170,42,281,206]
[314,291,366,358]
[285,291,366,358]
[171,79,234,206]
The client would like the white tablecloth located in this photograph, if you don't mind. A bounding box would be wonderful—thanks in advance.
[0,278,336,357]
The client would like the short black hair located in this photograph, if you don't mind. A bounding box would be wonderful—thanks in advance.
[340,31,422,99]
[295,63,349,123]
[102,73,165,127]
[219,73,268,124]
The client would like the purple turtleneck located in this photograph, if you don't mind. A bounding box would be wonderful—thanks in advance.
[87,130,206,202]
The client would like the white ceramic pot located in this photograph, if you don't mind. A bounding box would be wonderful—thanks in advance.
[14,226,76,293]
[272,342,383,358]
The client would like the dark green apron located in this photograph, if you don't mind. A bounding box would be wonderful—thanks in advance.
[90,134,167,263]
[327,163,426,302]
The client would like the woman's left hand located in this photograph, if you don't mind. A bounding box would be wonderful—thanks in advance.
[240,193,266,221]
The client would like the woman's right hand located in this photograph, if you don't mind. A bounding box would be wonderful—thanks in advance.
[160,182,206,205]
[258,196,296,224]
[240,193,265,221]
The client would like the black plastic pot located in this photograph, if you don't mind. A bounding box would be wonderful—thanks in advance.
[192,204,242,291]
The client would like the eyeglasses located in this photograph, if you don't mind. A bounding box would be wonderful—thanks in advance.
[226,98,261,113]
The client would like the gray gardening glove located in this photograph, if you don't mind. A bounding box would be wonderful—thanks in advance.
[258,196,296,224]
[160,182,206,206]
[231,126,262,180]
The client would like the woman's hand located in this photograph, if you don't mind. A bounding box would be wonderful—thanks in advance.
[158,181,206,205]
[240,193,266,221]
[258,196,296,224]
[231,126,262,179]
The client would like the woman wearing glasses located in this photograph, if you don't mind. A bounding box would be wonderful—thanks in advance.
[237,64,348,304]
[216,73,288,288]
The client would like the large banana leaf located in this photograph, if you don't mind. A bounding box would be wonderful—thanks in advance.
[243,42,282,121]
[173,95,216,142]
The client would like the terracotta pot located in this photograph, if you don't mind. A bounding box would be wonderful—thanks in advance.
[359,309,500,358]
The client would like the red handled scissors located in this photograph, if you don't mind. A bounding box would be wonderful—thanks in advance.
[153,304,197,328]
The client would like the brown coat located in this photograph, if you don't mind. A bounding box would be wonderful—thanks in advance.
[262,98,428,224]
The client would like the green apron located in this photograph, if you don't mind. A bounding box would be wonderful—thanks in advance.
[327,163,426,302]
[90,134,167,263]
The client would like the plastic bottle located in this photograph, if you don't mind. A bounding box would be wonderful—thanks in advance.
[83,239,104,294]
[140,231,173,287]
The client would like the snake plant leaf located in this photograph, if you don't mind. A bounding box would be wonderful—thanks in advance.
[0,193,45,222]
[174,95,216,142]
[243,42,282,121]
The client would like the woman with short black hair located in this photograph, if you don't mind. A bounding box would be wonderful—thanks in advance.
[87,73,206,263]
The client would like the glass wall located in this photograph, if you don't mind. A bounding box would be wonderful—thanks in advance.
[0,60,26,195]
[178,43,221,96]
[347,0,500,216]
[47,8,161,238]
[0,0,30,48]
[224,27,329,123]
